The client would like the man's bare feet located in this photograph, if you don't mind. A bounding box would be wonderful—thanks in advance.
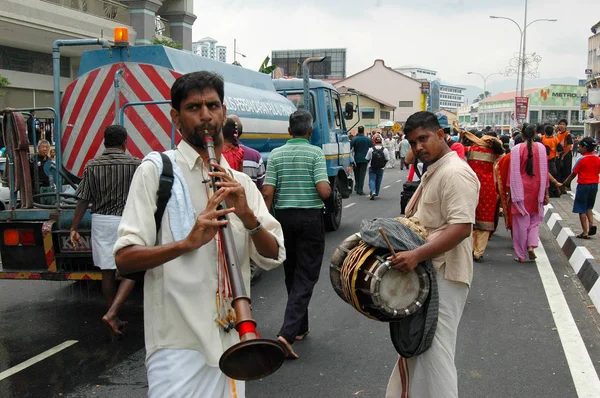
[277,336,299,359]
[103,315,124,336]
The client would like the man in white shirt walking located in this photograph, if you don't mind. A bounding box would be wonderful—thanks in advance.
[114,71,285,398]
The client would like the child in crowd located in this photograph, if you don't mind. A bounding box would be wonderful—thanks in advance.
[562,137,600,239]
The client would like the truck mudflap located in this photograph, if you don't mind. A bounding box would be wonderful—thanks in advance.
[0,216,101,281]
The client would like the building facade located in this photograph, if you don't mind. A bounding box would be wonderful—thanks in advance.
[438,82,466,112]
[337,86,396,135]
[393,65,465,112]
[271,48,346,79]
[585,20,600,137]
[0,0,195,117]
[394,65,438,81]
[334,60,421,123]
[193,37,217,59]
[478,85,586,135]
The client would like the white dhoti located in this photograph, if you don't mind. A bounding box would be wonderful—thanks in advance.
[385,265,469,398]
[147,348,245,398]
[91,214,121,270]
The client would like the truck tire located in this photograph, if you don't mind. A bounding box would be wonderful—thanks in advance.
[324,182,342,232]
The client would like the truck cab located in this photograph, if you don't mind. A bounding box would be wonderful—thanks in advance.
[269,79,353,230]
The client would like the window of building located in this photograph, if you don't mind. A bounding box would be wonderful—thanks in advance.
[380,110,391,120]
[0,45,71,78]
[542,110,568,125]
[361,108,375,119]
[529,110,539,124]
[398,101,413,107]
[570,110,582,125]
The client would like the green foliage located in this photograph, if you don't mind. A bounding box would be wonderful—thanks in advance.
[473,91,491,103]
[152,36,183,49]
[0,74,10,97]
[258,56,277,75]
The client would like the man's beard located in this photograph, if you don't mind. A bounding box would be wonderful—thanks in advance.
[183,125,223,148]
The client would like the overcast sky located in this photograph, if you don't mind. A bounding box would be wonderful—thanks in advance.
[191,0,598,87]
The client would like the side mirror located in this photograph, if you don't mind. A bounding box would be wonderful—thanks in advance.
[344,102,354,120]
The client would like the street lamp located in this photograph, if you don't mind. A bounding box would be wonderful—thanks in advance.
[233,38,246,64]
[490,1,557,97]
[467,71,503,99]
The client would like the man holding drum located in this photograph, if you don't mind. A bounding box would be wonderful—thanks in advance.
[386,111,480,398]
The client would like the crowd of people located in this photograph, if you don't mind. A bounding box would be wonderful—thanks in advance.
[55,67,599,397]
[352,115,600,264]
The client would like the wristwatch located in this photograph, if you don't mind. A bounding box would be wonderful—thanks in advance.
[246,220,263,235]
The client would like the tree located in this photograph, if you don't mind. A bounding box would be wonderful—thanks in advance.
[473,91,491,103]
[0,74,10,97]
[258,56,277,75]
[152,36,183,50]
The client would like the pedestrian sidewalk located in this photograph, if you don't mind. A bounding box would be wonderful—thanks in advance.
[544,194,600,314]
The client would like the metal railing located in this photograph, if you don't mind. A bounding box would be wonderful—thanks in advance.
[42,0,131,25]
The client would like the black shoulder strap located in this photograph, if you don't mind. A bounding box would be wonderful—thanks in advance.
[154,152,174,233]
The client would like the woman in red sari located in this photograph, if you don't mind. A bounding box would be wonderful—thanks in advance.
[465,132,504,262]
[221,116,245,172]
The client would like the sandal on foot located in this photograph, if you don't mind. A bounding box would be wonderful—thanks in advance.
[576,233,591,239]
[528,249,537,260]
[296,330,310,341]
[589,226,597,236]
[513,258,528,263]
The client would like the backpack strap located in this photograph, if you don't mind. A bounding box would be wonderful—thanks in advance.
[154,152,174,234]
[124,153,174,283]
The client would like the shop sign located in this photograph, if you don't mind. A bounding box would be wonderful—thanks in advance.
[515,97,529,123]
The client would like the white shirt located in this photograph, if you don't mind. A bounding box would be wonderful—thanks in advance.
[365,145,391,168]
[114,140,285,367]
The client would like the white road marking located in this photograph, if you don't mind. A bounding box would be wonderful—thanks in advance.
[0,340,78,381]
[396,179,402,183]
[344,203,356,209]
[383,185,391,190]
[534,242,600,396]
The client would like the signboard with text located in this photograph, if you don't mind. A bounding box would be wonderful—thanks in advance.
[515,97,529,123]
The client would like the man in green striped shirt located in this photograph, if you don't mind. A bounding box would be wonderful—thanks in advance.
[263,110,331,359]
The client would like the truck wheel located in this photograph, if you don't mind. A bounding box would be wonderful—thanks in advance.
[324,183,342,231]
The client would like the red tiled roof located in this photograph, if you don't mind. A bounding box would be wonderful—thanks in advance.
[479,87,541,103]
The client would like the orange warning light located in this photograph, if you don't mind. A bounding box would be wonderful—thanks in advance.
[114,27,129,44]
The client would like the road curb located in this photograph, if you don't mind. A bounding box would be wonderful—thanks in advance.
[543,204,600,314]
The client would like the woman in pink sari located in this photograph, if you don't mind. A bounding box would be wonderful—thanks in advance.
[508,126,549,262]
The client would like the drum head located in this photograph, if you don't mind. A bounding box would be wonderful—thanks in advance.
[379,269,421,311]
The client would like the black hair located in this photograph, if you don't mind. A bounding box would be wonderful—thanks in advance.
[358,126,365,134]
[170,71,225,111]
[558,119,568,126]
[579,136,596,152]
[403,111,440,135]
[104,125,127,147]
[522,125,536,177]
[514,135,524,145]
[222,117,239,146]
[500,135,510,144]
[544,125,554,136]
[486,131,498,138]
[490,138,505,155]
[289,110,313,137]
[535,124,545,135]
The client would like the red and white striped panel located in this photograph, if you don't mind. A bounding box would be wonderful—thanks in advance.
[61,62,182,177]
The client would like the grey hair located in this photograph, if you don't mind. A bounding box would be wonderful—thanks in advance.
[289,110,313,137]
[37,139,50,148]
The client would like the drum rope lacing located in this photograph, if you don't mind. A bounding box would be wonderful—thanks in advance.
[340,241,379,320]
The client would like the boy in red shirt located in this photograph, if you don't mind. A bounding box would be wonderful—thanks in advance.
[562,137,600,239]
